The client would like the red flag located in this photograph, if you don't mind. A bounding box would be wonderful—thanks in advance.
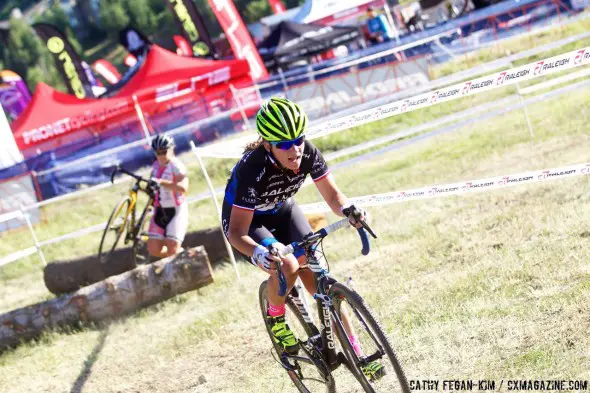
[173,35,193,57]
[92,59,122,85]
[208,0,269,81]
[268,0,286,14]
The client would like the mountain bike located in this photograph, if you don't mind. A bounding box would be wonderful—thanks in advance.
[98,167,158,266]
[258,208,410,393]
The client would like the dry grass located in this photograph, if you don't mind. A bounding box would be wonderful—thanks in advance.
[0,77,589,392]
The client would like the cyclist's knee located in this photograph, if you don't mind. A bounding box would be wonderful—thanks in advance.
[147,239,164,256]
[164,239,181,255]
[282,254,299,275]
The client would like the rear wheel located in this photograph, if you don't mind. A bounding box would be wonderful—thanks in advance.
[329,283,410,393]
[259,280,336,393]
[99,197,131,264]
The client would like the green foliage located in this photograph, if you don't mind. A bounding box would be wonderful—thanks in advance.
[126,0,159,35]
[35,4,84,54]
[0,0,37,20]
[99,0,130,37]
[245,0,272,23]
[1,16,64,92]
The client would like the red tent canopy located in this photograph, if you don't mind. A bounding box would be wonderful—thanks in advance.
[11,83,134,150]
[114,45,252,97]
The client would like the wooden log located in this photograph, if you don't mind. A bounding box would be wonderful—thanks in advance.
[44,226,238,295]
[1,247,213,351]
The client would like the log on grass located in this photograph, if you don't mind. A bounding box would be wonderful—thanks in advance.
[43,246,136,295]
[44,226,236,295]
[1,247,213,351]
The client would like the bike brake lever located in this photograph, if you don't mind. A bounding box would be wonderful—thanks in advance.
[110,167,119,184]
[269,246,288,297]
[360,220,377,239]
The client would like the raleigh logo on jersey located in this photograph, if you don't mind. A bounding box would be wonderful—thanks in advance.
[268,180,284,188]
[260,179,305,199]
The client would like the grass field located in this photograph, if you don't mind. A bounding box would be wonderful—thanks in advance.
[0,63,589,391]
[1,14,590,392]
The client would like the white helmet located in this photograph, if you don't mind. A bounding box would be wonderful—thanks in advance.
[151,134,175,151]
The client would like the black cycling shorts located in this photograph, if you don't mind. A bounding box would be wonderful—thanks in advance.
[221,198,313,263]
[153,207,176,229]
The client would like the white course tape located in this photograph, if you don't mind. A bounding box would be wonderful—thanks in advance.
[306,47,590,140]
[197,46,590,159]
[300,162,590,213]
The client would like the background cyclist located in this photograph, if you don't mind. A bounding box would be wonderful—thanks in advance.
[221,97,382,377]
[147,134,189,258]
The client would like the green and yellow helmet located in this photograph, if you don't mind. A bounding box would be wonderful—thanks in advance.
[255,97,308,142]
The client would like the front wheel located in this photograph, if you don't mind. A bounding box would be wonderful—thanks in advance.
[259,281,335,393]
[99,197,131,264]
[132,204,153,266]
[329,283,410,393]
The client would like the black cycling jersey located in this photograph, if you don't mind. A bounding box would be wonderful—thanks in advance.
[223,140,330,215]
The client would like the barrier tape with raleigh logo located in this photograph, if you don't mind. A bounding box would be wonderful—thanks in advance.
[300,162,590,214]
[195,46,590,158]
[305,47,590,140]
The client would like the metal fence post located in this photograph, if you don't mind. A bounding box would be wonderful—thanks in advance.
[277,68,291,98]
[20,206,46,266]
[132,95,153,144]
[509,60,535,138]
[229,83,252,131]
[189,141,240,280]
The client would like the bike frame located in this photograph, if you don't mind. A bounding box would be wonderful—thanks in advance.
[284,248,349,371]
[112,167,156,244]
[271,214,374,374]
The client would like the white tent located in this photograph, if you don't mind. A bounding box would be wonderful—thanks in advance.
[292,0,383,24]
[0,104,23,170]
[0,103,38,233]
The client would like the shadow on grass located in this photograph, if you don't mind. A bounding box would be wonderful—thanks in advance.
[69,327,109,393]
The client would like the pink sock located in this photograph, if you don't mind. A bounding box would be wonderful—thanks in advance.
[268,302,286,317]
[349,335,362,356]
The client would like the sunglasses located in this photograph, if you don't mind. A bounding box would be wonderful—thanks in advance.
[270,136,305,151]
[154,149,169,156]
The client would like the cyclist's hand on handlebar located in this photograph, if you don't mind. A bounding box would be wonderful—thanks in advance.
[252,244,282,271]
[342,204,369,229]
[148,177,161,191]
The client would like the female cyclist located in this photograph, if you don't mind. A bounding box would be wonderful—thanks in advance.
[147,134,189,258]
[222,97,382,377]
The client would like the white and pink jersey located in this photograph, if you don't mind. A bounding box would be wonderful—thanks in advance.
[151,157,187,208]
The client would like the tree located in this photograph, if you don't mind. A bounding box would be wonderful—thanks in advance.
[35,4,84,55]
[99,0,130,37]
[126,0,159,36]
[245,0,272,23]
[1,16,64,93]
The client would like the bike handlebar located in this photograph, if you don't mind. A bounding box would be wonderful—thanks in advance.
[271,216,376,296]
[110,166,159,192]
